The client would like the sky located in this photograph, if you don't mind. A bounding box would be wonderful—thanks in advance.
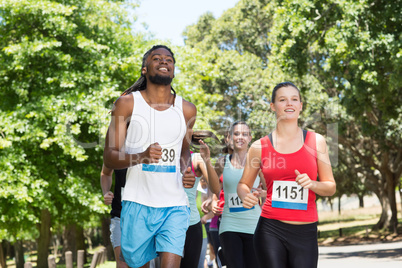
[131,0,240,46]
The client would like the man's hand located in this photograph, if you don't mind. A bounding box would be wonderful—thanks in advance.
[141,142,162,164]
[103,191,114,205]
[182,166,196,188]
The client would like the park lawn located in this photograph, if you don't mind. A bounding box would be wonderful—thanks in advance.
[317,205,402,245]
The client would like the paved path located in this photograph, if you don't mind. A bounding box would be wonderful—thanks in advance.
[318,240,402,268]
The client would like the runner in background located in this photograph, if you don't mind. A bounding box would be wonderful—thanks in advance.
[201,127,233,268]
[181,148,220,268]
[200,121,262,268]
[100,165,128,268]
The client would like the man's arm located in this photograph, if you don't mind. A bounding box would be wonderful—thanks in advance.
[100,164,114,205]
[103,94,161,169]
[181,99,197,187]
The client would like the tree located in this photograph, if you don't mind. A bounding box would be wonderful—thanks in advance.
[266,0,402,232]
[0,0,150,266]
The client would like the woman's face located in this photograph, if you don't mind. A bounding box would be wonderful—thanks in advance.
[231,124,251,150]
[224,132,234,151]
[270,86,302,121]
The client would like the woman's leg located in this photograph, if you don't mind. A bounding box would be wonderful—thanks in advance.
[253,217,288,268]
[180,221,203,268]
[219,232,244,268]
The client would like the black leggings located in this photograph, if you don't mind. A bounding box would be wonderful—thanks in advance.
[219,231,258,268]
[180,221,202,268]
[254,217,318,268]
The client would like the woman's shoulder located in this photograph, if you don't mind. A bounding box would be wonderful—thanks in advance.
[307,131,327,152]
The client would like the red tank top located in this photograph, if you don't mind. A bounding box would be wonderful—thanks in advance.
[260,131,318,222]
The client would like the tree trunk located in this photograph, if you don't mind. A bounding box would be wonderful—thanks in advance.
[358,194,364,208]
[51,234,61,262]
[0,240,6,268]
[62,224,77,263]
[373,191,391,231]
[328,198,333,211]
[101,216,113,261]
[378,152,399,233]
[37,209,51,268]
[76,225,86,264]
[84,229,93,251]
[385,172,398,233]
[399,185,402,218]
[337,195,341,215]
[13,240,24,268]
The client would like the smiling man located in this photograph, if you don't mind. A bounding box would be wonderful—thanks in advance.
[103,45,197,268]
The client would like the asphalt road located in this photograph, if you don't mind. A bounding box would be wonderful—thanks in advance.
[318,240,402,268]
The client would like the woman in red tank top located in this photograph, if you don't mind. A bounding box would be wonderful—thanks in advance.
[237,82,336,268]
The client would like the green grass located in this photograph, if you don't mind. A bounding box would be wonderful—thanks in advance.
[316,204,402,244]
[318,224,372,239]
[98,261,116,268]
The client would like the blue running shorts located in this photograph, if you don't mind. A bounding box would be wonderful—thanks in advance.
[120,201,190,268]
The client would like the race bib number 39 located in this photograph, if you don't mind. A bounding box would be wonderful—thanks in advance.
[142,148,176,173]
[228,193,255,213]
[272,181,308,210]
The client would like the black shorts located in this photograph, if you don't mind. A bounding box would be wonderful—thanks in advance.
[254,217,318,268]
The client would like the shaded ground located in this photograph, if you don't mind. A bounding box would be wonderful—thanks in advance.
[319,240,402,268]
[319,232,402,246]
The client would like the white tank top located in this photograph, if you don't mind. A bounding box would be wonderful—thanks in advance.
[122,91,188,207]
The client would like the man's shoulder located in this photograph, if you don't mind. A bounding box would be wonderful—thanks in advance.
[115,93,133,106]
[112,93,134,116]
[181,98,196,111]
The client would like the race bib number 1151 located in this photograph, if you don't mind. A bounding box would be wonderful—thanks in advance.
[271,181,308,210]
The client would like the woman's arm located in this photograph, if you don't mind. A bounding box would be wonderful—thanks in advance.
[295,133,336,196]
[237,140,262,208]
[194,153,221,196]
[199,140,224,195]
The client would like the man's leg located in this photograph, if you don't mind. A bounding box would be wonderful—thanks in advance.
[139,262,150,268]
[113,246,128,268]
[155,206,189,268]
[159,252,181,268]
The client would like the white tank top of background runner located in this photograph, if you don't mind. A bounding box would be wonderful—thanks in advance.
[122,91,188,207]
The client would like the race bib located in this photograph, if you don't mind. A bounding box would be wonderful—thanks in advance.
[228,193,255,213]
[271,181,308,210]
[142,147,177,173]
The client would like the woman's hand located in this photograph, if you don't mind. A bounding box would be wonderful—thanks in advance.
[199,140,211,161]
[252,182,267,198]
[201,198,212,214]
[212,199,223,216]
[242,192,259,209]
[295,169,315,190]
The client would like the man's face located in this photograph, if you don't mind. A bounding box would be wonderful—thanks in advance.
[143,48,175,85]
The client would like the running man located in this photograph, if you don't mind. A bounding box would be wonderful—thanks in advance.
[103,45,196,268]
